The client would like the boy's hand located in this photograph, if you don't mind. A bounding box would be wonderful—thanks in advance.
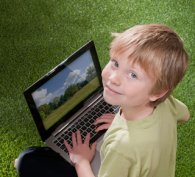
[64,130,96,166]
[95,113,115,132]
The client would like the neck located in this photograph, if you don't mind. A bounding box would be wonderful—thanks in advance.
[121,104,154,121]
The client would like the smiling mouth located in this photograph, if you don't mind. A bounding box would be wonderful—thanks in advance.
[105,85,121,95]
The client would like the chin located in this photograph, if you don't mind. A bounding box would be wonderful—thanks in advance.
[103,93,119,106]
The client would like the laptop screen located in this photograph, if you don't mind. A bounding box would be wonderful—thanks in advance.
[24,41,103,140]
[32,50,100,130]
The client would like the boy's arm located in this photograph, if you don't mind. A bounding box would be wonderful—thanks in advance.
[177,110,190,123]
[75,161,95,177]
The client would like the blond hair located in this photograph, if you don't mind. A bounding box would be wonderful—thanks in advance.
[110,24,188,106]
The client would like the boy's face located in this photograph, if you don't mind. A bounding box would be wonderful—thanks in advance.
[102,50,156,109]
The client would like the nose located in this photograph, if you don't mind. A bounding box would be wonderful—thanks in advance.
[109,71,120,86]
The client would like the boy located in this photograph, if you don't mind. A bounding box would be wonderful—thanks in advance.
[15,24,190,177]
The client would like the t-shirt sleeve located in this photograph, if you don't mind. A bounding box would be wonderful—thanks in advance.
[168,96,190,122]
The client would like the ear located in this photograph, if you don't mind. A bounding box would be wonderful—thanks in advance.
[149,90,168,102]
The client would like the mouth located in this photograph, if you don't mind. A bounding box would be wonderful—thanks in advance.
[104,85,121,95]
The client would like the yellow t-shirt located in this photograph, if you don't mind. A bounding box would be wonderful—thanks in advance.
[98,96,189,177]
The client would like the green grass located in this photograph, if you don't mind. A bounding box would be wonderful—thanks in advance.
[0,0,194,176]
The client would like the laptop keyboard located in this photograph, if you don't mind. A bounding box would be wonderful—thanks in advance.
[53,99,118,153]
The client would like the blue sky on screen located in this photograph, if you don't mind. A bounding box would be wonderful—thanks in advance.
[32,51,95,107]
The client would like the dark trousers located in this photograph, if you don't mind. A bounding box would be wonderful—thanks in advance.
[15,146,77,177]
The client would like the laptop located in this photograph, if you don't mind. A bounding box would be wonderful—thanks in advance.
[23,41,118,176]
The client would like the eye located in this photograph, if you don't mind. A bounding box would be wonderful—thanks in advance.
[128,72,137,79]
[110,59,119,68]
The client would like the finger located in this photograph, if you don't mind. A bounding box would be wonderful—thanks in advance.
[102,113,115,118]
[72,132,77,147]
[99,113,115,120]
[84,133,90,145]
[95,123,110,132]
[95,114,115,124]
[76,130,82,145]
[95,118,113,125]
[64,140,72,153]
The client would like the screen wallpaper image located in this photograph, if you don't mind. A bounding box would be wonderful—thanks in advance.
[32,51,100,130]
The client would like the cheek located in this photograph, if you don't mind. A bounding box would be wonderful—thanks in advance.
[101,65,109,80]
[124,83,150,98]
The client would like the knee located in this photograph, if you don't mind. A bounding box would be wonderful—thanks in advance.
[15,147,39,176]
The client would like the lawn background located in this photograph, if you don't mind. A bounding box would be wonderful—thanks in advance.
[0,0,194,176]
